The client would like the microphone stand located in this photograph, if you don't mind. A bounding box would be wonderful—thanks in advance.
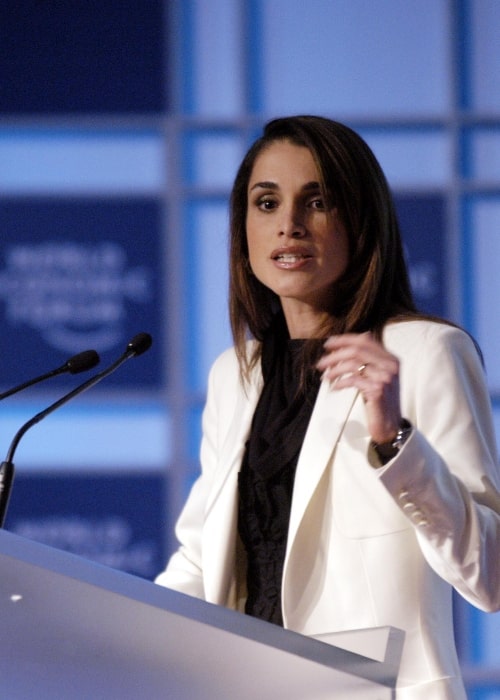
[0,332,152,528]
[0,463,14,529]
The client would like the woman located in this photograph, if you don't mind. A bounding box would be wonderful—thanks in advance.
[156,116,500,698]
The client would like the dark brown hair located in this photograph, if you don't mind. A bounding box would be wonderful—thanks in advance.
[229,115,419,381]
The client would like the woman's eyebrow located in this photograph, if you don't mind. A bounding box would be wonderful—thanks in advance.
[302,181,321,192]
[249,180,321,192]
[249,180,278,192]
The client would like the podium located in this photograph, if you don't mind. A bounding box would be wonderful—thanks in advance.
[0,529,404,699]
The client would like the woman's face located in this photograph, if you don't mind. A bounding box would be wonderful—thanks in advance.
[246,140,349,335]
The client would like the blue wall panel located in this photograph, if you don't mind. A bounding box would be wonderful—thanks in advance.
[4,472,167,581]
[395,194,446,317]
[0,1,167,114]
[0,198,164,391]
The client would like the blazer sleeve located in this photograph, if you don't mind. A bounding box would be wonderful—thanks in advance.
[376,322,500,612]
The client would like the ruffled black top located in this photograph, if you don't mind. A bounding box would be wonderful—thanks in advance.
[237,315,321,626]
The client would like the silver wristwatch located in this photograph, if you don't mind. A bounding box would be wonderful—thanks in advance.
[372,419,413,463]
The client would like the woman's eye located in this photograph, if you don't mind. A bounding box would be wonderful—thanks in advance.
[309,197,326,210]
[257,198,277,211]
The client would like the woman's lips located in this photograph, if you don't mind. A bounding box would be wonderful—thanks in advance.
[271,247,313,268]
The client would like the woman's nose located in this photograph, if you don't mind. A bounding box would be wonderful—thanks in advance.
[278,206,306,238]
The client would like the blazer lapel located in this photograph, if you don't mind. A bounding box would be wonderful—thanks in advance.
[286,379,360,555]
[205,369,262,519]
[202,367,262,604]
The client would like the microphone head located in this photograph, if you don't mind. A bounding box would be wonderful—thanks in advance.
[65,350,100,374]
[126,332,153,357]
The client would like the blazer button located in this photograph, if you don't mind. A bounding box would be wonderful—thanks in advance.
[411,509,426,524]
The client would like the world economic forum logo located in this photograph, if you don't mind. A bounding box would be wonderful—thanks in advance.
[0,240,153,353]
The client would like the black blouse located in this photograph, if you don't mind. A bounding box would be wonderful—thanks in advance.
[237,318,321,626]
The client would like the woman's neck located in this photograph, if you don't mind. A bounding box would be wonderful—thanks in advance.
[282,305,332,340]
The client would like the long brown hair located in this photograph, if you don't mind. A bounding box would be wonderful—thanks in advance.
[229,116,419,381]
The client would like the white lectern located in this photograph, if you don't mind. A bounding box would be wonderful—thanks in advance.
[0,529,404,699]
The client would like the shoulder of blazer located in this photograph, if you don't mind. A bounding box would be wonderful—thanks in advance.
[209,341,262,392]
[206,342,263,427]
[382,318,480,363]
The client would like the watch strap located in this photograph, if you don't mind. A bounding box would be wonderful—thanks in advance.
[371,419,413,464]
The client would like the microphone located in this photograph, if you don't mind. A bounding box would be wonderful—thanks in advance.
[0,349,101,400]
[0,332,153,527]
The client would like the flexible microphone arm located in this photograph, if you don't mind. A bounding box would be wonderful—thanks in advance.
[0,332,152,528]
[5,333,151,464]
[0,349,100,400]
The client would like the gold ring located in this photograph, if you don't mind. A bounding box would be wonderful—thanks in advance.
[357,363,367,376]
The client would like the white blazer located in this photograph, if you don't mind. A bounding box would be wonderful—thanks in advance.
[156,320,500,699]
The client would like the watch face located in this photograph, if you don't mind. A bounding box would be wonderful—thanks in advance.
[393,423,413,448]
[372,421,413,464]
